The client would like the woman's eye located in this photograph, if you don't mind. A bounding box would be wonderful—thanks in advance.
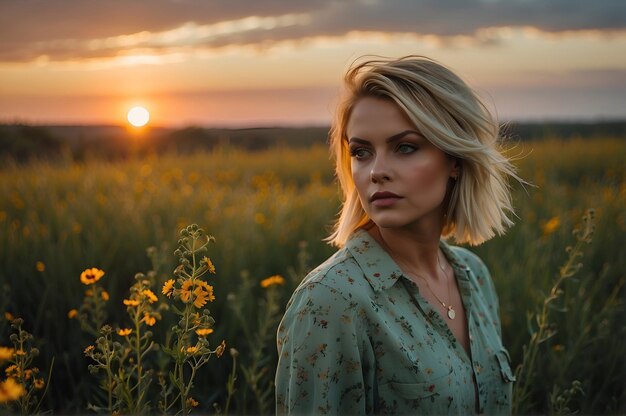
[397,143,417,154]
[350,148,371,159]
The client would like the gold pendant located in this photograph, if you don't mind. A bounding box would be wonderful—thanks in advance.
[447,306,456,320]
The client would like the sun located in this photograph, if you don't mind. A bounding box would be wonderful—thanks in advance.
[127,106,150,127]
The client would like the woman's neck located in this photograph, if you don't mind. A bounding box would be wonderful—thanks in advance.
[369,223,445,282]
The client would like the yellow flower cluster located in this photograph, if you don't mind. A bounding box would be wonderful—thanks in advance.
[260,274,285,288]
[0,377,25,404]
[0,347,13,362]
[80,268,105,285]
[180,279,215,308]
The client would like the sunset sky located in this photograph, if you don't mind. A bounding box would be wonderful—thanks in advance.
[1,0,625,127]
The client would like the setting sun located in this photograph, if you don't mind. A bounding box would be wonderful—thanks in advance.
[127,106,150,127]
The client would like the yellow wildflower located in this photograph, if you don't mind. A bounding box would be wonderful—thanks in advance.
[186,397,199,408]
[117,328,132,337]
[4,365,17,377]
[123,299,140,307]
[202,256,216,274]
[215,340,226,358]
[552,344,565,353]
[195,328,214,337]
[36,261,45,272]
[0,377,25,404]
[542,216,561,236]
[24,369,32,380]
[186,346,199,354]
[14,350,26,356]
[68,309,78,319]
[142,289,158,303]
[141,312,156,326]
[0,347,14,362]
[162,279,175,297]
[260,274,285,288]
[84,345,95,355]
[180,280,194,303]
[193,287,208,308]
[101,291,110,301]
[4,312,14,321]
[80,268,105,285]
[33,379,45,389]
[197,280,215,301]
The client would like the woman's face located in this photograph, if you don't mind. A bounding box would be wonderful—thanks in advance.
[346,96,457,231]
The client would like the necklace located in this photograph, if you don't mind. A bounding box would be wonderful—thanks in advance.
[405,251,456,320]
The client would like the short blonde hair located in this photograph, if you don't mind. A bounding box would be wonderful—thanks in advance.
[327,55,520,247]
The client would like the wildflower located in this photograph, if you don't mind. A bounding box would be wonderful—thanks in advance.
[162,279,175,297]
[141,312,156,326]
[193,287,208,308]
[80,268,105,285]
[4,312,13,321]
[36,261,45,272]
[101,290,110,301]
[24,369,32,380]
[117,328,132,337]
[260,274,286,288]
[123,299,140,307]
[84,345,95,355]
[186,397,199,407]
[195,328,214,337]
[552,344,565,353]
[215,340,226,358]
[186,346,199,354]
[202,256,216,274]
[14,350,26,356]
[0,347,14,362]
[33,378,45,389]
[180,280,194,303]
[5,365,17,377]
[142,289,158,303]
[68,309,78,319]
[542,216,561,236]
[0,377,25,404]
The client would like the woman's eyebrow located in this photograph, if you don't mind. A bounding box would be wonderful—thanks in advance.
[348,130,422,144]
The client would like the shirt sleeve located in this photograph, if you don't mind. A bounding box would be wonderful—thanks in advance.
[275,281,366,415]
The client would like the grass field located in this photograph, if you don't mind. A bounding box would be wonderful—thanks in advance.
[0,137,624,414]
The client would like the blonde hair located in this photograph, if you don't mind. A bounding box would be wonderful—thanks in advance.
[327,55,520,247]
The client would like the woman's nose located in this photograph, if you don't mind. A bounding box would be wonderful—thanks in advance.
[370,156,392,183]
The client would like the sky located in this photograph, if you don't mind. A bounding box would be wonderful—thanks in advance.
[1,0,625,127]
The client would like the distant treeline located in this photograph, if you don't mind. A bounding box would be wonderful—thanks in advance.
[1,121,625,163]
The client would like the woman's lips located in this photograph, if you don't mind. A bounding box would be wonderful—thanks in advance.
[370,191,402,207]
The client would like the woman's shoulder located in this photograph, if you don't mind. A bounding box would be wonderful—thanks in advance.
[287,246,373,308]
[447,245,489,275]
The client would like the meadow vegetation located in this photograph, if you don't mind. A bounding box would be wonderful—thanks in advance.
[0,136,624,414]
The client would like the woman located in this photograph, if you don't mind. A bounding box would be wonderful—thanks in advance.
[275,56,519,415]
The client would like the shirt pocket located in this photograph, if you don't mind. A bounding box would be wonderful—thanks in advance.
[378,370,455,414]
[487,348,515,413]
[494,348,516,383]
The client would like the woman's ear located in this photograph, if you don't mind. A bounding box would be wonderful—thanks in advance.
[450,158,461,179]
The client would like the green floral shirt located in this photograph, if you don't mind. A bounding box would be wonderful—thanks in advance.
[276,228,515,415]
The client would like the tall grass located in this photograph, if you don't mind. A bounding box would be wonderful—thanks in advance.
[0,138,624,414]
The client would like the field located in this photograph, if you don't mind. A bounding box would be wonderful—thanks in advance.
[0,136,624,414]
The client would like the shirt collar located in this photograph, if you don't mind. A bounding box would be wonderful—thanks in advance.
[345,228,470,292]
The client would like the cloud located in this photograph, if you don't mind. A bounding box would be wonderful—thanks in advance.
[1,0,624,63]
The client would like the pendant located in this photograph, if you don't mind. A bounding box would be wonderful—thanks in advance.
[447,306,456,320]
